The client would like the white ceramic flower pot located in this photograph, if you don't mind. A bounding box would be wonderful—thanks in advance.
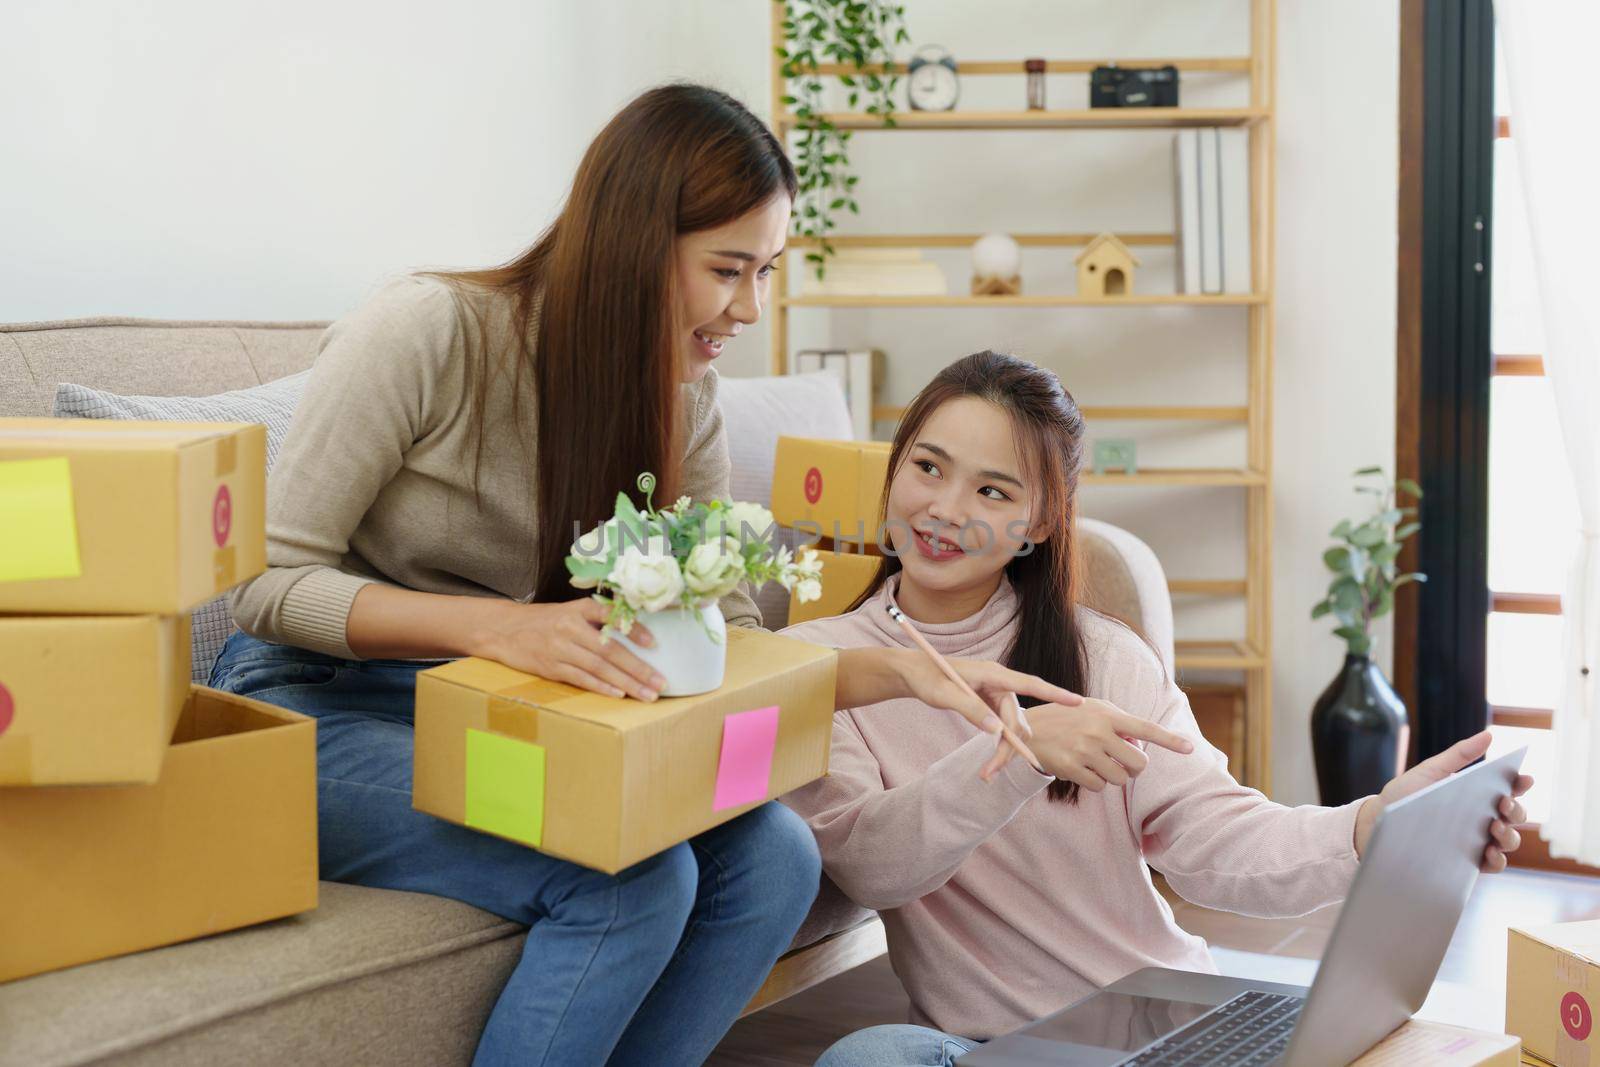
[610,602,727,697]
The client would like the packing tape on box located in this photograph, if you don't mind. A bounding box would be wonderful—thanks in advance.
[1558,951,1591,990]
[213,545,236,591]
[486,675,589,743]
[215,435,236,478]
[1556,951,1595,1067]
[0,735,32,781]
[1556,1032,1592,1066]
[487,694,541,744]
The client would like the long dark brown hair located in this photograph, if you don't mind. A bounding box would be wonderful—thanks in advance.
[851,351,1092,802]
[428,83,796,600]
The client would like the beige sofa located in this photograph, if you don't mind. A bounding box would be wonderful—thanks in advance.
[0,316,1174,1066]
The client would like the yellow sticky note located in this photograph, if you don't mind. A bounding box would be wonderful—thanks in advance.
[0,457,82,583]
[464,728,545,846]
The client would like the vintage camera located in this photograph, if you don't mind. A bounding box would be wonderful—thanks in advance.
[1090,65,1180,108]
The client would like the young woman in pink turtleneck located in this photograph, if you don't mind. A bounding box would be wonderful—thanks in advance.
[779,351,1532,1067]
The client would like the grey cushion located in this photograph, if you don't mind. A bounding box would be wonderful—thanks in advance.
[53,371,312,683]
[717,372,855,629]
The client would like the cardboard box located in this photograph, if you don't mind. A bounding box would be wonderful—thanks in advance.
[0,685,318,983]
[1508,921,1600,1066]
[0,418,267,614]
[0,613,191,785]
[771,436,891,543]
[413,627,838,873]
[1350,1019,1519,1065]
[788,549,884,626]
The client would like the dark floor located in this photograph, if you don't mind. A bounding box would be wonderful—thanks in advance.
[707,867,1600,1066]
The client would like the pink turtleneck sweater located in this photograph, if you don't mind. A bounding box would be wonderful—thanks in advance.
[779,575,1365,1041]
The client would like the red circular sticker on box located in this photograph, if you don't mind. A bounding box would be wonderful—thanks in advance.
[804,466,824,505]
[213,484,233,547]
[1564,991,1592,1042]
[0,683,13,738]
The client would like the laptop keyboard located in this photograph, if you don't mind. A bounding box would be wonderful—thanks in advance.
[1115,990,1303,1066]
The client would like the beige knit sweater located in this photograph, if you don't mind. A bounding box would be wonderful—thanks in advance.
[229,274,759,659]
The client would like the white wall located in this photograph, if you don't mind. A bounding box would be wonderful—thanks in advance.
[0,0,770,322]
[1,0,1398,802]
[1272,3,1399,803]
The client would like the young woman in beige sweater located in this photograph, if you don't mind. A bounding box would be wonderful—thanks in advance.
[212,87,1079,1067]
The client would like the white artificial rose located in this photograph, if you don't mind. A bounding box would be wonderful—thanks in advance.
[608,540,684,614]
[722,501,777,547]
[571,519,614,558]
[795,577,823,603]
[568,518,620,588]
[683,537,746,601]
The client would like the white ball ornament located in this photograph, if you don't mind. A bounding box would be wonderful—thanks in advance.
[971,232,1021,278]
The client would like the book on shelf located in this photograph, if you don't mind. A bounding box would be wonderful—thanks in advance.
[1218,128,1251,294]
[792,348,884,440]
[797,248,948,296]
[1173,127,1252,295]
[1173,130,1202,295]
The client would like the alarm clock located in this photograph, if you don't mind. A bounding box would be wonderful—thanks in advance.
[907,45,959,111]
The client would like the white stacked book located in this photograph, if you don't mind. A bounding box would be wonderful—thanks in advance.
[797,248,948,296]
[1172,127,1252,295]
[793,348,885,440]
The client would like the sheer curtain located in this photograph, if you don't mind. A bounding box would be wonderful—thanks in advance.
[1495,0,1600,863]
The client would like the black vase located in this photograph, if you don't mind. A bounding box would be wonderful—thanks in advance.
[1310,653,1410,806]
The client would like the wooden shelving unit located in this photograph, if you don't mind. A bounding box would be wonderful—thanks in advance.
[768,1,1278,793]
[787,107,1268,130]
[781,293,1266,308]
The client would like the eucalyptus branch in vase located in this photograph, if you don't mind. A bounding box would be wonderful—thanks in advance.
[778,0,910,279]
[1311,466,1427,657]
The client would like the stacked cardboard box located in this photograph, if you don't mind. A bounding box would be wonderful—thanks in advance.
[771,436,890,625]
[0,419,317,982]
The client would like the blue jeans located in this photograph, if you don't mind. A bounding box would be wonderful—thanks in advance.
[208,630,821,1067]
[816,1025,981,1067]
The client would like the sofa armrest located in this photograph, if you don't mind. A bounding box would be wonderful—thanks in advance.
[1076,516,1175,675]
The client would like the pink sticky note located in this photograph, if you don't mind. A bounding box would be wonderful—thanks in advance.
[713,705,780,811]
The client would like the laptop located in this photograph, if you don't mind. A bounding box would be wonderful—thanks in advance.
[958,746,1526,1067]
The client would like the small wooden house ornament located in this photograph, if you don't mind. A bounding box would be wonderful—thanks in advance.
[1075,233,1140,297]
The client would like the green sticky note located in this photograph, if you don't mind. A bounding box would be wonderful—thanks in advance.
[464,728,545,846]
[0,457,82,583]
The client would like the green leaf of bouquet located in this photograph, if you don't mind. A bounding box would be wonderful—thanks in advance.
[614,492,648,551]
[566,556,612,582]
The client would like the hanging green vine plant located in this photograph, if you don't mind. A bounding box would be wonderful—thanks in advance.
[778,0,910,279]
